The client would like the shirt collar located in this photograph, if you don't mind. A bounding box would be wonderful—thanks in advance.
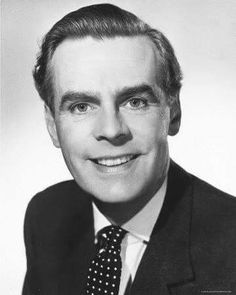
[92,176,167,244]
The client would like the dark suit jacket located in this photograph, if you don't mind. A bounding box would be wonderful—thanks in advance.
[22,161,236,294]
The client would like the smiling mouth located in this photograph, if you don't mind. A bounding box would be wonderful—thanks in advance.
[91,154,139,167]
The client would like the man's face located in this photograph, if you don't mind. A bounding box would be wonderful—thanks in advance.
[47,36,174,204]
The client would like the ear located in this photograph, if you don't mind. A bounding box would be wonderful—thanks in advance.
[44,105,61,148]
[168,94,181,136]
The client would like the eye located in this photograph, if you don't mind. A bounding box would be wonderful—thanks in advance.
[126,98,147,109]
[70,103,93,114]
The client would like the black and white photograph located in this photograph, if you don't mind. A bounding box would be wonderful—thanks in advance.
[1,1,236,294]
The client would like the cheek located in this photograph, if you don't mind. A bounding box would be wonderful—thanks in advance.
[56,119,92,152]
[128,110,169,147]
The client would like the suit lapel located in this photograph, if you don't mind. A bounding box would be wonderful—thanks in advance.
[57,188,96,295]
[130,161,196,294]
[73,220,95,295]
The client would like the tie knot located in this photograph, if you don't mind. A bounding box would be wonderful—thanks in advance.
[97,225,126,251]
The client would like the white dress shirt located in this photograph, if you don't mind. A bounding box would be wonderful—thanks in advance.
[92,176,167,295]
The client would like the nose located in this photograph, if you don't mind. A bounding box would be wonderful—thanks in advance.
[93,108,131,144]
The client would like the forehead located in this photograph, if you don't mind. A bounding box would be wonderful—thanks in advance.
[51,36,162,96]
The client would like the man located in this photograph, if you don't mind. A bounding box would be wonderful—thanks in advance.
[23,3,236,295]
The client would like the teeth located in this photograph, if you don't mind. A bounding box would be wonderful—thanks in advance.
[97,155,134,166]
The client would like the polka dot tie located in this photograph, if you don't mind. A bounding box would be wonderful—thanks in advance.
[85,225,127,295]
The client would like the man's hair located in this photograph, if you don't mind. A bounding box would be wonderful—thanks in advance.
[33,3,182,113]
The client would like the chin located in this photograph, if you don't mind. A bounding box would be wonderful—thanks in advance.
[90,182,142,204]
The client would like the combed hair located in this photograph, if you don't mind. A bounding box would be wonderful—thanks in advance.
[33,3,182,113]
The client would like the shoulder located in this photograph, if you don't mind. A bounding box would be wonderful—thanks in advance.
[173,162,236,233]
[187,173,236,277]
[169,160,236,216]
[24,180,92,228]
[170,161,236,238]
[28,179,90,205]
[170,160,236,216]
[190,174,236,242]
[23,181,94,270]
[190,173,236,222]
[29,180,81,202]
[170,162,236,279]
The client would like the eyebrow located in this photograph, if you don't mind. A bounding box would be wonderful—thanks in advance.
[116,84,159,103]
[59,84,159,111]
[59,91,100,111]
